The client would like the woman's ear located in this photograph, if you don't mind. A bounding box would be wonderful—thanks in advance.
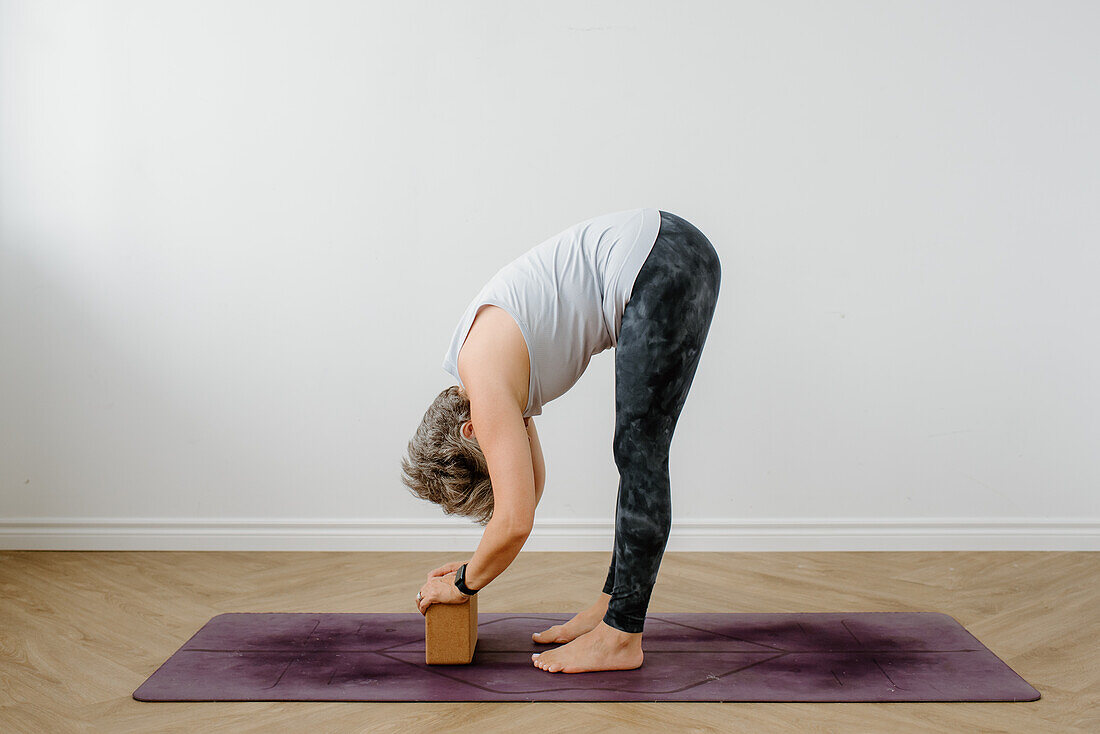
[461,420,475,439]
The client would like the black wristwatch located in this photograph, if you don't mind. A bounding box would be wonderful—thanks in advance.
[454,562,479,596]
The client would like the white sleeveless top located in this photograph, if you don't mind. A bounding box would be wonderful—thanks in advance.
[442,207,662,417]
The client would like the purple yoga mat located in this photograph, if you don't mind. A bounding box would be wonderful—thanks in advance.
[133,612,1039,702]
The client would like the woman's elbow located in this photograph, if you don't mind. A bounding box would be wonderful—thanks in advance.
[495,514,533,540]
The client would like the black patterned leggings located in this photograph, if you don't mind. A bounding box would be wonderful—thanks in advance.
[601,210,722,634]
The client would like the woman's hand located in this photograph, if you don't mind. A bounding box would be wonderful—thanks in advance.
[416,571,469,615]
[426,560,468,580]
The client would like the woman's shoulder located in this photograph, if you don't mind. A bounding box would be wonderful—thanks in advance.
[457,305,531,414]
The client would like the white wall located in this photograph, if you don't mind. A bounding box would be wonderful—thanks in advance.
[2,1,1097,551]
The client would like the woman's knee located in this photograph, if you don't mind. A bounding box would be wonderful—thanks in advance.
[612,423,671,473]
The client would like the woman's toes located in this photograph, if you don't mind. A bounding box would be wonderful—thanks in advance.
[532,625,565,643]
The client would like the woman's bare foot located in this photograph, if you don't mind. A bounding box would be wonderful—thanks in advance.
[532,593,610,644]
[531,621,643,673]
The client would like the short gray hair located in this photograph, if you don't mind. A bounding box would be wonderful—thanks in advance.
[400,385,494,525]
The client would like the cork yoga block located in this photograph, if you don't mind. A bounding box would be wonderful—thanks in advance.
[425,593,478,665]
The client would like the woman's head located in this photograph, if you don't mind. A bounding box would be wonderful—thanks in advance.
[400,385,494,525]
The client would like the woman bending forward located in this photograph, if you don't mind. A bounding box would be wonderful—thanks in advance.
[401,208,721,673]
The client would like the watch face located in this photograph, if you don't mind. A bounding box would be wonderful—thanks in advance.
[455,563,474,594]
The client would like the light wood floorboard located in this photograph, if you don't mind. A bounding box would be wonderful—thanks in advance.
[1,550,1096,733]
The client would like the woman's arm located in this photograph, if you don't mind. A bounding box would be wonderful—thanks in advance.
[461,417,545,592]
[462,390,537,591]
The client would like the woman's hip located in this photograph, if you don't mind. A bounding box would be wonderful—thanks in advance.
[627,210,721,312]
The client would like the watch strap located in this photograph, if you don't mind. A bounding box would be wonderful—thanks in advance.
[454,562,479,596]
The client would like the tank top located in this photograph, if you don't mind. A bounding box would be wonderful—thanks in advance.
[442,207,662,417]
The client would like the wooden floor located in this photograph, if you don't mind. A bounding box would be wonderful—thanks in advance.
[1,550,1097,733]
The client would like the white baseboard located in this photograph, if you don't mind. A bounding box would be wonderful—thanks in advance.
[0,517,1096,551]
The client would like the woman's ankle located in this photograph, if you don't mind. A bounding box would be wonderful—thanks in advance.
[590,593,611,612]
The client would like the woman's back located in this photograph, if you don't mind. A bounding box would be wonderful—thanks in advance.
[442,208,662,417]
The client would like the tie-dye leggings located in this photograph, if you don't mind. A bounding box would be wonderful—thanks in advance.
[601,210,722,634]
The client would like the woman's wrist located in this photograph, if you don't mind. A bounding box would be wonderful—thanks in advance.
[454,562,480,595]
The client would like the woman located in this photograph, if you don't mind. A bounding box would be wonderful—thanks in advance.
[401,208,721,673]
